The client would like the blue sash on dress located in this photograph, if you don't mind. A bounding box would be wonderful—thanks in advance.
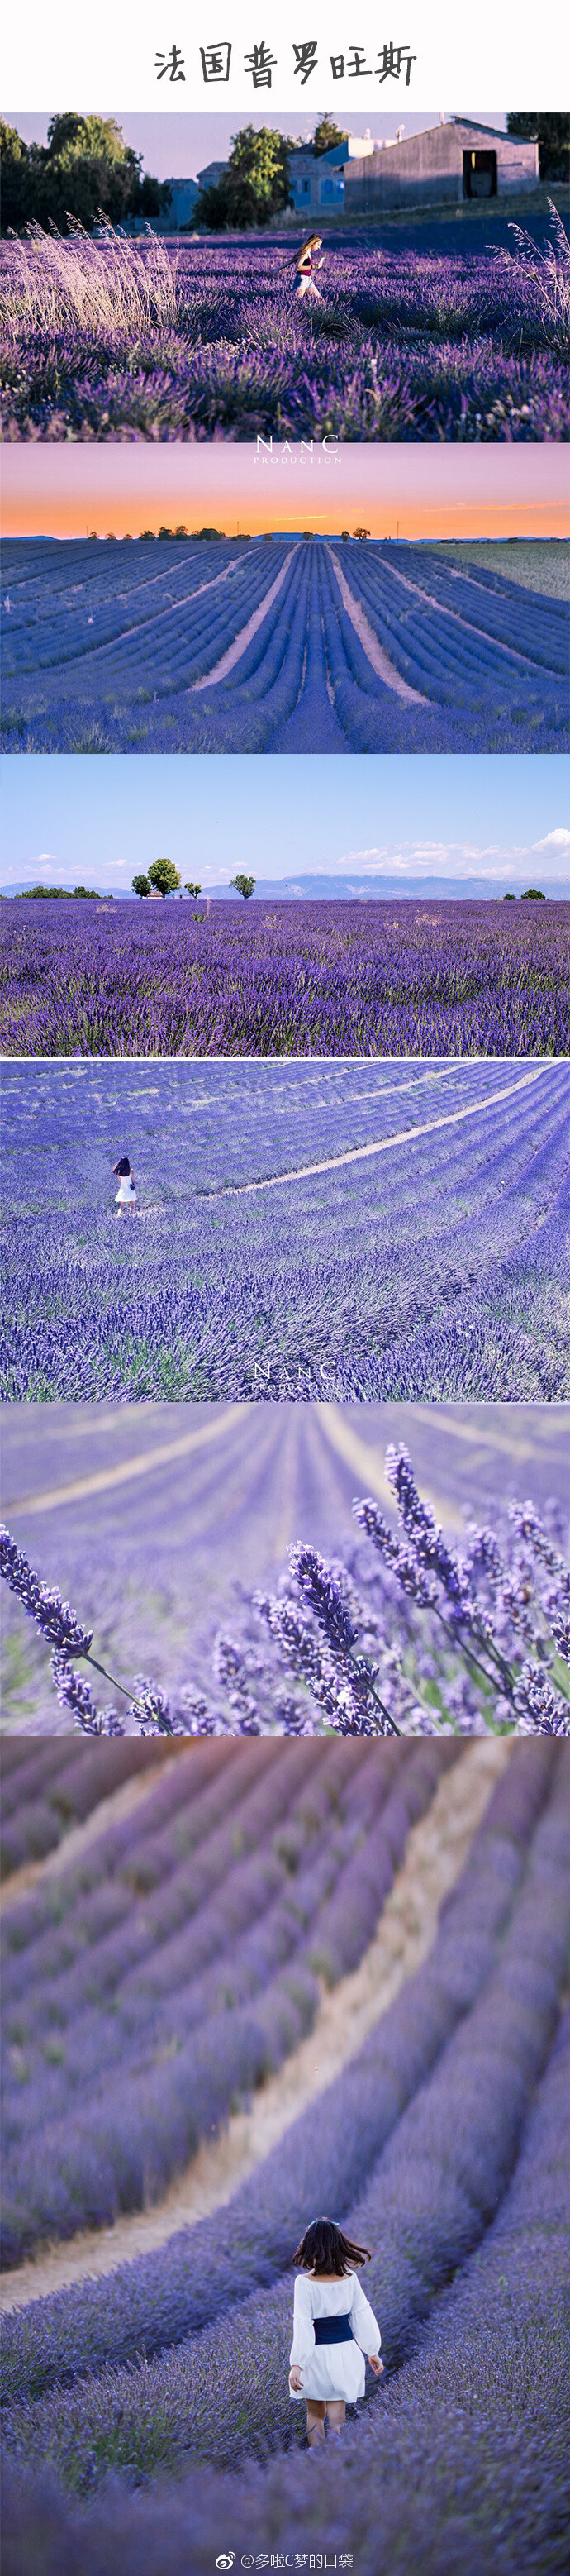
[313,2316,354,2344]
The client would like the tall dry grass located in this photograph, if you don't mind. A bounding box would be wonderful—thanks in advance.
[492,201,570,354]
[0,220,179,338]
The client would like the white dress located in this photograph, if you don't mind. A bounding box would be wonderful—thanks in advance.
[115,1176,135,1205]
[289,2270,381,2404]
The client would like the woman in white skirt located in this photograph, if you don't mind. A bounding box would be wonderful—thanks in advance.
[112,1155,136,1214]
[293,236,325,301]
[289,2216,382,2450]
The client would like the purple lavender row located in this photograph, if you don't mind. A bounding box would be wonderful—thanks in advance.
[14,1996,565,2576]
[1,1743,555,2410]
[0,1743,184,1877]
[1,1742,88,1823]
[4,1748,567,2500]
[2,1748,395,2140]
[192,1973,570,2569]
[1,1743,253,1968]
[1,1747,433,2263]
[1,1743,324,2010]
[0,1750,379,2109]
[107,1744,566,2474]
[2,1744,420,2144]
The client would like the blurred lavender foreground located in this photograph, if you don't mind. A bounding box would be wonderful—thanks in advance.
[1,211,569,441]
[2,1441,569,1740]
[2,1742,569,2576]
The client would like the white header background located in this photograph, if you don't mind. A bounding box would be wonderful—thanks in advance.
[2,2,569,112]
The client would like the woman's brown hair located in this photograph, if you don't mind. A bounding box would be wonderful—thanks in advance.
[295,234,322,268]
[292,2217,371,2276]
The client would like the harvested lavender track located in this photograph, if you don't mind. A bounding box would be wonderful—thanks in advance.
[2,1059,569,1404]
[2,893,569,1060]
[2,1745,568,2576]
[1,215,569,443]
[2,536,568,755]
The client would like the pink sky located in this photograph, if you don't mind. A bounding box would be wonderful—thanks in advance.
[2,445,568,540]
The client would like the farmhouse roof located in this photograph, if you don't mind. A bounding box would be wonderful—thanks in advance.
[449,116,515,137]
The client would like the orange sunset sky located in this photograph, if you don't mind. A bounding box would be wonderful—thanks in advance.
[2,446,569,541]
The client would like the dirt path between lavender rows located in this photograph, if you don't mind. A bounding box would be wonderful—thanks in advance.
[0,1739,510,2312]
[212,1065,548,1195]
[2,1405,249,1528]
[0,1751,191,1914]
[328,550,427,703]
[192,551,295,689]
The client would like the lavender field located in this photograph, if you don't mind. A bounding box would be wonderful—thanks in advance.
[2,215,569,441]
[2,535,568,756]
[2,892,570,1059]
[2,1059,569,1405]
[2,1398,568,1737]
[2,1739,569,2576]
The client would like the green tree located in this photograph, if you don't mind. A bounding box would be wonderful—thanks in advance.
[230,874,256,900]
[520,886,546,899]
[506,114,570,181]
[0,112,172,236]
[193,126,293,230]
[132,873,150,898]
[312,117,349,157]
[148,858,181,897]
[502,892,516,899]
[185,881,202,899]
[0,122,36,232]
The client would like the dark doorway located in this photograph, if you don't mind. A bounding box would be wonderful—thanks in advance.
[463,150,497,198]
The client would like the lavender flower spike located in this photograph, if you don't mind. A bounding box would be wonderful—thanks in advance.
[385,1444,466,1610]
[288,1547,359,1657]
[50,1651,123,1735]
[0,1528,93,1656]
[129,1677,176,1735]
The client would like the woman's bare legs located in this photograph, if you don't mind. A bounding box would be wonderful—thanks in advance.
[306,2401,325,2447]
[326,2401,346,2436]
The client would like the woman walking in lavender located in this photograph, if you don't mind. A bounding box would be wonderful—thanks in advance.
[112,1155,136,1215]
[289,2216,383,2452]
[293,235,325,301]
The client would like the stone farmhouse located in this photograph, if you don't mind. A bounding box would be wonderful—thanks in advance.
[343,118,539,212]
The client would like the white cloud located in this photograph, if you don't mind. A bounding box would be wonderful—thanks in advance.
[533,828,570,852]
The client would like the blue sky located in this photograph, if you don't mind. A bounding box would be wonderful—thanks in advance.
[6,111,508,182]
[2,753,568,892]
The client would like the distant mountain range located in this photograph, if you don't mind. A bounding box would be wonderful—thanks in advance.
[2,873,567,902]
